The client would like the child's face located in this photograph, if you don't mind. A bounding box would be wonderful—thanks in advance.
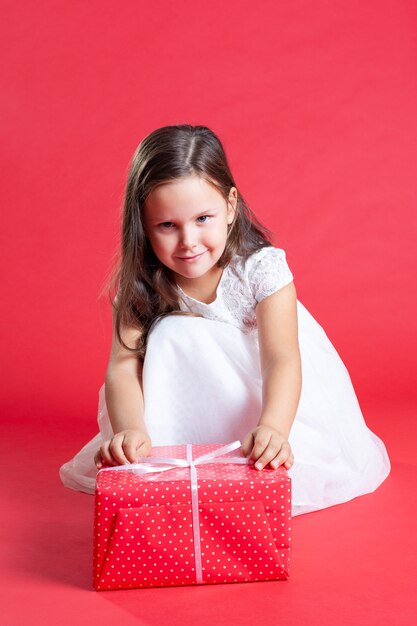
[143,175,237,284]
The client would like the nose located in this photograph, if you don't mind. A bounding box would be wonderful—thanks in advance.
[179,225,197,250]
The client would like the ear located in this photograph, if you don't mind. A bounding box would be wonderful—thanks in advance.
[227,187,238,224]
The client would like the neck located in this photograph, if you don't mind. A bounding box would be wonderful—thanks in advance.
[175,265,224,304]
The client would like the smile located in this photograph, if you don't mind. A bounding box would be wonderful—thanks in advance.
[177,251,206,263]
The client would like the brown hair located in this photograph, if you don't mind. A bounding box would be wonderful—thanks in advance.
[103,124,274,359]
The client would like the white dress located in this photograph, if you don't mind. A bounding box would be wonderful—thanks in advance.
[59,246,391,517]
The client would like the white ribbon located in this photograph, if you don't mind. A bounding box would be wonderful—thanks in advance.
[98,440,253,583]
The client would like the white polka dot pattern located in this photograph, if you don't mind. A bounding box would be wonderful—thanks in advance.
[93,443,292,590]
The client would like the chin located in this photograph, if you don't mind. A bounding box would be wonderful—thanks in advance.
[178,266,208,277]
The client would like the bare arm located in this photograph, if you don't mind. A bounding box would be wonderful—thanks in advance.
[241,281,302,470]
[95,303,152,467]
[256,280,302,438]
[104,326,147,435]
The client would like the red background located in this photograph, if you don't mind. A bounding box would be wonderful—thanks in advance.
[1,1,416,625]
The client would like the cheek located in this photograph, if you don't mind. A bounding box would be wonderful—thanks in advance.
[212,224,229,244]
[206,221,227,239]
[150,234,176,254]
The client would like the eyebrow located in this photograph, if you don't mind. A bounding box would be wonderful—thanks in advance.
[148,209,219,223]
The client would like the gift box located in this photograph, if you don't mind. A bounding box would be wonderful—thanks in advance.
[93,441,291,590]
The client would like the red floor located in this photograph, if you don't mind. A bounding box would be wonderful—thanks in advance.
[2,400,416,626]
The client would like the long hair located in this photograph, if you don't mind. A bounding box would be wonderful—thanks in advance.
[104,124,274,359]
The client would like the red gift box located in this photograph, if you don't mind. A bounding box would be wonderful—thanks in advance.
[93,441,291,590]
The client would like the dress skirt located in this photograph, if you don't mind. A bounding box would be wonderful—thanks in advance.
[59,300,391,517]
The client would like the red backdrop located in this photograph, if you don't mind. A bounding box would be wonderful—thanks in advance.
[1,0,416,436]
[1,3,417,626]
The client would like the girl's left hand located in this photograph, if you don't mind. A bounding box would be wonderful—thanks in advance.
[241,425,294,470]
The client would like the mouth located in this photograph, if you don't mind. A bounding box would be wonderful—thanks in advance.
[177,251,206,262]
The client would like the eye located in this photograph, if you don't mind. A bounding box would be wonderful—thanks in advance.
[196,215,210,223]
[158,222,175,229]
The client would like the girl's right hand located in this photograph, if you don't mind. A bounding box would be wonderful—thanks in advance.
[94,429,152,468]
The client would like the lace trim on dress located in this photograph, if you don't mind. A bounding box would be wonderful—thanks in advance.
[177,246,294,333]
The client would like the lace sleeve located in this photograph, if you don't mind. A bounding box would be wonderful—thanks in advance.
[248,247,294,303]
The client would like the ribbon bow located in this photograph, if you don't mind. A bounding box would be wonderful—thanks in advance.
[98,440,253,583]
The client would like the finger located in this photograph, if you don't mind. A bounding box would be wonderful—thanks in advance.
[135,439,152,460]
[121,434,141,463]
[250,432,273,466]
[94,450,103,469]
[123,434,151,463]
[109,434,131,465]
[97,441,116,467]
[268,444,293,469]
[253,440,283,470]
[240,432,254,457]
[284,452,295,469]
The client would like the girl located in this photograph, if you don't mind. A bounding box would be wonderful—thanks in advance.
[60,124,390,517]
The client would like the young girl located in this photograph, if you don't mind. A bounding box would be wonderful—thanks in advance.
[60,124,390,517]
